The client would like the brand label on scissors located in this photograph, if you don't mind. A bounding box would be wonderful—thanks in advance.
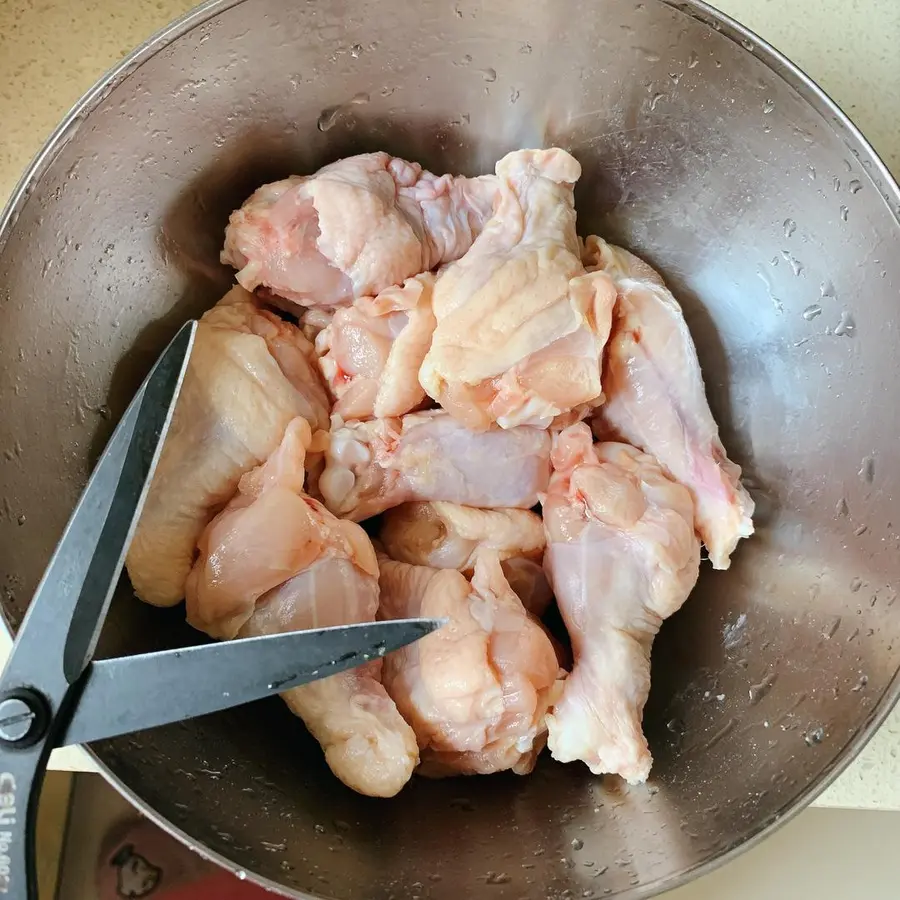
[0,772,15,893]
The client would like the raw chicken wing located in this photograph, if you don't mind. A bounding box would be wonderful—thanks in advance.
[318,410,551,521]
[419,148,617,430]
[584,235,754,569]
[378,548,564,776]
[186,418,418,797]
[542,423,700,783]
[127,286,331,607]
[316,273,436,419]
[380,502,552,616]
[222,153,497,310]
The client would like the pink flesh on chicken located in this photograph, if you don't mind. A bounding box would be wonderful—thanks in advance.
[316,273,436,419]
[378,548,564,776]
[184,418,418,798]
[127,286,330,608]
[419,148,617,430]
[317,410,551,521]
[222,153,497,310]
[584,235,754,569]
[542,423,700,783]
[380,502,552,616]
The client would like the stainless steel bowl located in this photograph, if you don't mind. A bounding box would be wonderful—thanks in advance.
[2,0,899,896]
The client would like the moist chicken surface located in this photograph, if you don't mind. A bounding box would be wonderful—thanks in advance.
[378,548,564,776]
[542,423,700,783]
[185,418,418,797]
[418,148,617,430]
[584,235,754,569]
[222,152,497,311]
[380,502,552,616]
[317,410,551,521]
[316,273,436,420]
[126,286,330,607]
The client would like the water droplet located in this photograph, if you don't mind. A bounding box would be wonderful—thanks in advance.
[350,43,362,58]
[834,310,856,337]
[236,871,247,881]
[714,59,722,67]
[783,218,796,237]
[16,515,25,527]
[649,93,665,111]
[571,838,584,851]
[850,576,863,593]
[858,455,875,483]
[519,42,532,54]
[485,872,511,885]
[749,671,778,705]
[669,72,681,85]
[763,98,775,114]
[854,523,868,536]
[804,726,825,746]
[380,86,395,97]
[849,179,863,194]
[808,165,816,180]
[832,176,841,191]
[840,205,849,222]
[317,107,341,132]
[851,674,869,692]
[781,250,803,276]
[262,840,287,852]
[741,38,754,51]
[479,67,497,83]
[456,54,472,67]
[687,50,699,68]
[509,88,520,104]
[823,616,842,639]
[314,824,326,834]
[802,304,822,321]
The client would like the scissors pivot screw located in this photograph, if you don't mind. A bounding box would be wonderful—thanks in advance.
[0,691,48,746]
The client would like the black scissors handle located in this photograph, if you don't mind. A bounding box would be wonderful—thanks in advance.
[0,321,196,899]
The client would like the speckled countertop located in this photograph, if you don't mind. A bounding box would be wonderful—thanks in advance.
[1,0,899,808]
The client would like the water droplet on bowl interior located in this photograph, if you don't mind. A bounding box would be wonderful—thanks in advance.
[763,98,775,114]
[834,310,855,337]
[802,304,822,321]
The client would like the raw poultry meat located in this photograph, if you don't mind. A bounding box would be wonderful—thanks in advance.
[185,418,418,797]
[377,548,564,776]
[380,502,553,616]
[222,152,498,310]
[418,148,617,430]
[317,410,551,521]
[542,423,700,783]
[126,286,330,607]
[316,273,436,419]
[583,235,754,569]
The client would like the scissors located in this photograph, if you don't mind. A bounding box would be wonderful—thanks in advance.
[0,321,441,899]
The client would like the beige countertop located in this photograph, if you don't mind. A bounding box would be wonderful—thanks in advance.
[1,0,899,808]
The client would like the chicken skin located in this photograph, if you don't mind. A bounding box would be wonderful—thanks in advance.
[127,286,330,607]
[185,418,418,797]
[316,274,436,420]
[584,236,754,569]
[222,153,497,311]
[380,502,552,616]
[378,548,564,776]
[318,410,551,521]
[542,423,700,783]
[419,148,617,430]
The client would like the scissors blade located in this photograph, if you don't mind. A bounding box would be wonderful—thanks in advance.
[1,321,196,695]
[60,618,443,746]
